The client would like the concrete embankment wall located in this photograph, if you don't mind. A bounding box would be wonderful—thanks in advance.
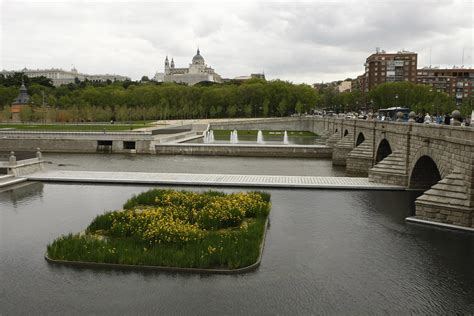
[155,144,332,158]
[210,117,327,134]
[0,132,154,154]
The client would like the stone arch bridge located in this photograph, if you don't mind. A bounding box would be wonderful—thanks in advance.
[322,117,473,229]
[211,117,474,229]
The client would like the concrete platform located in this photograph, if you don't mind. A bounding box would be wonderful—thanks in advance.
[26,170,405,190]
[406,216,474,233]
[0,175,27,188]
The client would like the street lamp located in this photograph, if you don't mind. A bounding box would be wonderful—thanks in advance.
[395,94,398,108]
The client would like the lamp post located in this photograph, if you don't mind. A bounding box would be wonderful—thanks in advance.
[395,94,398,108]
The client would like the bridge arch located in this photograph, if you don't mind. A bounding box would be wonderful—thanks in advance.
[344,129,349,136]
[409,156,442,190]
[375,139,392,163]
[408,147,448,190]
[356,132,365,146]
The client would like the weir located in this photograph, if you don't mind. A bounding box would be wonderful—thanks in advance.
[26,170,404,190]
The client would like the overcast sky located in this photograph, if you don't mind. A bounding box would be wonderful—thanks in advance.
[0,0,472,83]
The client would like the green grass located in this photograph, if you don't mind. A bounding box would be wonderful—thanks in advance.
[47,189,271,270]
[47,217,266,269]
[211,129,317,137]
[0,122,155,131]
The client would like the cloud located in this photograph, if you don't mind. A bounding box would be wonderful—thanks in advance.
[0,0,472,83]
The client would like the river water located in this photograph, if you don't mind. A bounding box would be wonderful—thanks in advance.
[41,153,346,177]
[1,154,473,314]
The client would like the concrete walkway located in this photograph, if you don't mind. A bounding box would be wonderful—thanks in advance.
[26,170,405,190]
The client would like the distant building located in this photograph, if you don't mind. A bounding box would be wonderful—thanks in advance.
[161,49,222,86]
[417,67,474,104]
[312,81,339,92]
[363,49,418,92]
[337,80,352,93]
[351,74,365,92]
[10,79,30,122]
[226,73,266,82]
[0,67,130,87]
[152,72,164,82]
[250,73,266,80]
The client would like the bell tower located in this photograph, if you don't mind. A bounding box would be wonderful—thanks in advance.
[164,56,170,74]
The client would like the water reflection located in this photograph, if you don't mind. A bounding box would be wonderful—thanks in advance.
[0,181,44,208]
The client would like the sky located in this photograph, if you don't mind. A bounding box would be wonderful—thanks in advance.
[0,0,473,84]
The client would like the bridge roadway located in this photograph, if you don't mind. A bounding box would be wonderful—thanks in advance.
[26,170,404,190]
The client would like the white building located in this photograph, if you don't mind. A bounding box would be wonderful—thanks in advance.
[160,49,222,86]
[0,67,130,87]
[337,80,352,93]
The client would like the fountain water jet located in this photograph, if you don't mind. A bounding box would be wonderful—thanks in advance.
[283,131,289,145]
[230,130,239,144]
[204,130,215,143]
[257,130,264,144]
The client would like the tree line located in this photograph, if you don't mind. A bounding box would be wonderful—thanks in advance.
[0,72,470,122]
[318,81,471,116]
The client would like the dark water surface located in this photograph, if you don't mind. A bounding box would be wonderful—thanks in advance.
[43,153,346,177]
[1,183,473,314]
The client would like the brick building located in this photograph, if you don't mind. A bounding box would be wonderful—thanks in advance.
[417,67,474,104]
[362,49,417,92]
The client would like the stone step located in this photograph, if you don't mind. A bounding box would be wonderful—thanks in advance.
[334,135,354,148]
[372,162,406,170]
[326,133,342,147]
[348,144,373,157]
[373,162,405,169]
[417,194,470,208]
[415,169,471,208]
[431,183,467,193]
[371,167,405,174]
[368,151,408,186]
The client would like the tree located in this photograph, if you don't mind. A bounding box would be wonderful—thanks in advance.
[1,106,11,121]
[262,99,270,117]
[141,76,150,82]
[277,99,287,117]
[0,86,18,107]
[295,101,303,114]
[243,104,253,117]
[227,104,237,117]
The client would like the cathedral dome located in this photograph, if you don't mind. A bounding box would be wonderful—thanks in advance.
[192,48,204,64]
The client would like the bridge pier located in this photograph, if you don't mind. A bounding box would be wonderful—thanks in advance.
[346,138,374,176]
[413,170,473,228]
[332,135,354,166]
[325,131,341,148]
[368,151,408,186]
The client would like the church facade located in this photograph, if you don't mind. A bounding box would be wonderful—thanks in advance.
[160,49,222,86]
